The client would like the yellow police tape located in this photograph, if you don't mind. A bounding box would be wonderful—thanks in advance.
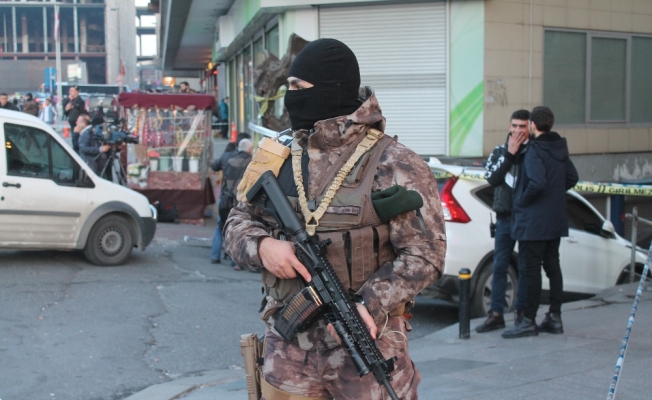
[431,170,652,197]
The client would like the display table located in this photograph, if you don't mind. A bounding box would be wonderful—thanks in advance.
[130,172,215,224]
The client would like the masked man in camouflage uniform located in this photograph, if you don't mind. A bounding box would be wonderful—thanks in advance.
[224,39,446,400]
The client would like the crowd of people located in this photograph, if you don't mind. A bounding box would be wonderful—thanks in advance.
[0,91,58,124]
[477,106,578,338]
[1,86,112,177]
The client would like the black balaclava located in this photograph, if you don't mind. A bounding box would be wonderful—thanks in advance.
[285,38,361,131]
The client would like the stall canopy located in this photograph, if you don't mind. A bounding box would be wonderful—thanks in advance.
[118,92,216,110]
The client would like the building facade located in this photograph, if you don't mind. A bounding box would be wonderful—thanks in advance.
[0,0,136,92]
[157,0,652,183]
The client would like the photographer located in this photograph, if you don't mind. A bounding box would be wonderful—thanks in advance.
[77,114,109,174]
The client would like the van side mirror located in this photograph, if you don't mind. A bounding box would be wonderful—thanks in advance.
[600,220,616,239]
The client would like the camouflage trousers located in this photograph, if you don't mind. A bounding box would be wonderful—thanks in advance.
[262,315,420,400]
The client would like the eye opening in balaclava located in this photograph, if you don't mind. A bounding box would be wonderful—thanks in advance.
[284,38,361,131]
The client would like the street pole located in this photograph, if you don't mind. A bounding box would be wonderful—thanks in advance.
[55,3,63,120]
[630,207,638,283]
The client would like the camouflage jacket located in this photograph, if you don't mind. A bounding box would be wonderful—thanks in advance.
[223,88,446,349]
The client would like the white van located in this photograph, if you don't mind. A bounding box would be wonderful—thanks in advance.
[0,109,156,265]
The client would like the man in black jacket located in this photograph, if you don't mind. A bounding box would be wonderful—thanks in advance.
[503,106,579,339]
[0,93,17,110]
[209,133,251,264]
[220,138,253,271]
[476,109,530,333]
[64,86,87,153]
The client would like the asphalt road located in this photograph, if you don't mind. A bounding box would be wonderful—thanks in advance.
[0,233,457,400]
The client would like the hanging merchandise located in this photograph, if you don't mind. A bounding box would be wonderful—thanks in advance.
[117,92,217,224]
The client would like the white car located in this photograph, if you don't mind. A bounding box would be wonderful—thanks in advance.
[421,162,648,317]
[0,109,156,265]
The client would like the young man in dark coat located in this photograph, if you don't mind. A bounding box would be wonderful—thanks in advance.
[503,106,579,339]
[475,109,529,333]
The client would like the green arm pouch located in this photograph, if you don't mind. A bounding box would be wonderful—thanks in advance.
[371,185,424,223]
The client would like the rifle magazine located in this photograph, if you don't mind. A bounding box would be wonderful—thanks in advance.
[274,286,325,341]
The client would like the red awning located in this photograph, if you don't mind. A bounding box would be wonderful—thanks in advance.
[118,92,216,110]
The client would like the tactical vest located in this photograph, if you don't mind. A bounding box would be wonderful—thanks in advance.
[258,131,397,304]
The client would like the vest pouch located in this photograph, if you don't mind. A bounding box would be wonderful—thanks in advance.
[262,269,304,304]
[314,193,366,232]
[343,151,372,187]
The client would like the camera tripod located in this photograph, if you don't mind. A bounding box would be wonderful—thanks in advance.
[97,146,128,186]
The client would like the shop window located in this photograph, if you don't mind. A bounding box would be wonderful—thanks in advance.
[544,30,652,125]
[243,46,253,125]
[236,53,245,130]
[544,31,586,124]
[253,37,264,67]
[631,37,652,123]
[265,24,279,58]
[590,38,626,122]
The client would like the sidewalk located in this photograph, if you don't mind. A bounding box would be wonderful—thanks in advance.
[125,282,652,400]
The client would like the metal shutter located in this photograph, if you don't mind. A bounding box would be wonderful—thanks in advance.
[319,1,447,155]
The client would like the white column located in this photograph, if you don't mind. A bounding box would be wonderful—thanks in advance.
[73,5,79,54]
[80,14,86,53]
[43,6,48,53]
[21,12,27,53]
[11,6,16,54]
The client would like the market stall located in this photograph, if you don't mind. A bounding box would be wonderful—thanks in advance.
[117,92,216,224]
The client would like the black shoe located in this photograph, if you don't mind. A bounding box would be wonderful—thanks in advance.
[475,313,506,333]
[538,312,564,334]
[210,258,221,264]
[514,309,523,325]
[501,316,538,339]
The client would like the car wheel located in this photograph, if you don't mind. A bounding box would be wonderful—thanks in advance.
[83,215,134,266]
[470,261,518,318]
[617,263,652,285]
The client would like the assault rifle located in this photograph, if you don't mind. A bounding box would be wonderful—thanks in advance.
[246,170,399,400]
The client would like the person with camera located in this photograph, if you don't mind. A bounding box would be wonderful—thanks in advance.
[77,114,109,174]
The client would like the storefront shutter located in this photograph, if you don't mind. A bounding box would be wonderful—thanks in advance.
[319,1,447,155]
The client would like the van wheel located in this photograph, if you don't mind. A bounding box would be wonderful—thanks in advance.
[470,261,518,318]
[84,215,133,266]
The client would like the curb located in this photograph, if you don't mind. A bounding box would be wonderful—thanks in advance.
[124,370,244,400]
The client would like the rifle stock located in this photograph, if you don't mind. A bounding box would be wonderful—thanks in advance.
[247,171,399,400]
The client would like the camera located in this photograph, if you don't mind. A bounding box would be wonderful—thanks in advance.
[105,125,139,146]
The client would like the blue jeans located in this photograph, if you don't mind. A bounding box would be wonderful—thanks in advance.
[210,200,223,261]
[489,218,517,315]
